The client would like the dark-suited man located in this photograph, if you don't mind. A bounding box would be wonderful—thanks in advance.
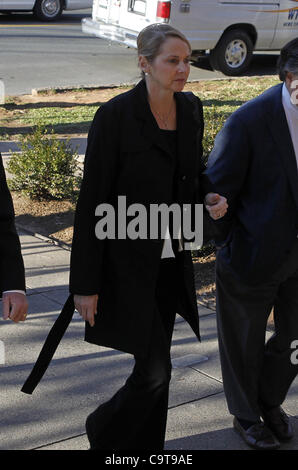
[203,39,298,450]
[0,153,28,322]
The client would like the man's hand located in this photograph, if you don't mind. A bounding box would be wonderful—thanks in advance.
[204,193,228,220]
[74,294,98,327]
[2,292,28,323]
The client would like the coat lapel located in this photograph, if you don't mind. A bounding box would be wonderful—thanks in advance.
[266,84,298,209]
[175,91,201,177]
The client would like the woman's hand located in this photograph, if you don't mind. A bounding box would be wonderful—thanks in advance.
[74,294,98,327]
[2,292,28,323]
[204,193,228,220]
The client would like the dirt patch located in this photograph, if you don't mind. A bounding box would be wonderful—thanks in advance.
[193,252,216,309]
[5,82,203,108]
[12,192,75,245]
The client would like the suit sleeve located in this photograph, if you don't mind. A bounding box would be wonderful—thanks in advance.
[69,104,119,295]
[201,113,251,242]
[0,155,25,296]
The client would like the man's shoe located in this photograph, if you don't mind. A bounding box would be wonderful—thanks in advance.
[261,406,294,441]
[233,417,280,450]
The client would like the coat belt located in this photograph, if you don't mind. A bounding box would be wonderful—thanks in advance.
[21,294,75,395]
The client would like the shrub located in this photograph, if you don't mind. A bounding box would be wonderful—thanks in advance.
[8,124,82,201]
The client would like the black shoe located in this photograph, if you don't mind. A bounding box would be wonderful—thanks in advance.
[233,417,280,450]
[261,406,294,442]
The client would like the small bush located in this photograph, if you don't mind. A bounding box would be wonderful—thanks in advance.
[8,124,82,201]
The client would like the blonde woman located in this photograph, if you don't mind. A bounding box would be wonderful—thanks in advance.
[22,23,227,450]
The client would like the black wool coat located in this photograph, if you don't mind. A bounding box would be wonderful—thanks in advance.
[69,79,205,358]
[0,154,25,296]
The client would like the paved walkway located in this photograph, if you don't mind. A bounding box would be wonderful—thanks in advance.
[1,228,298,451]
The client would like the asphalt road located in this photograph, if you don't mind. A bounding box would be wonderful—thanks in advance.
[0,9,280,96]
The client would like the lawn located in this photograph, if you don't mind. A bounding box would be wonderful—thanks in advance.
[0,76,280,152]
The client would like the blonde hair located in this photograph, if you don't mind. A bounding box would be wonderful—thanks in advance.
[137,23,191,78]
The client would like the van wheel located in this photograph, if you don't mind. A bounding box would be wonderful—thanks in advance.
[210,30,253,76]
[33,0,63,21]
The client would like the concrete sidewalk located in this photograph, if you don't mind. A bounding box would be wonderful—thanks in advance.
[1,229,298,451]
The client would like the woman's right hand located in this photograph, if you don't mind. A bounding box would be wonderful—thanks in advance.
[74,294,98,327]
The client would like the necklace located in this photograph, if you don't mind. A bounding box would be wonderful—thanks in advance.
[150,100,175,130]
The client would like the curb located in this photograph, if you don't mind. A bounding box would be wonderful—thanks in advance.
[16,222,71,252]
[31,83,126,96]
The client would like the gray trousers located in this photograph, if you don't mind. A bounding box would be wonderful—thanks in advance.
[216,238,298,421]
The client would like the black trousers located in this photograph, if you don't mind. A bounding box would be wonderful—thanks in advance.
[216,238,298,421]
[87,257,182,450]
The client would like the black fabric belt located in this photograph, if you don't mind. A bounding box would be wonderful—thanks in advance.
[21,294,75,395]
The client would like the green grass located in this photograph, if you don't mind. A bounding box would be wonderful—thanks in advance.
[0,76,280,141]
[14,105,99,128]
[193,76,280,159]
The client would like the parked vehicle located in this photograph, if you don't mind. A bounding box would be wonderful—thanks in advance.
[0,0,93,21]
[82,0,298,76]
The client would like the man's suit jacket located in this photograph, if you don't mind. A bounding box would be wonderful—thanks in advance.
[69,79,205,358]
[203,83,298,285]
[0,154,25,296]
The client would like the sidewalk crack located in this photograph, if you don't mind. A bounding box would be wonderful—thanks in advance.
[168,390,225,411]
[30,432,87,450]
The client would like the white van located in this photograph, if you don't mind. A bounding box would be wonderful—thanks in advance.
[82,0,298,75]
[0,0,92,21]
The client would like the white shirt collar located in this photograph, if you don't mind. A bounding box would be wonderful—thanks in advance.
[282,82,298,117]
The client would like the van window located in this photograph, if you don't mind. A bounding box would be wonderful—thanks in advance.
[128,0,147,16]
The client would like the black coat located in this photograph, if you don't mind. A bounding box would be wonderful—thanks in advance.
[69,79,205,358]
[0,154,25,296]
[203,83,298,284]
